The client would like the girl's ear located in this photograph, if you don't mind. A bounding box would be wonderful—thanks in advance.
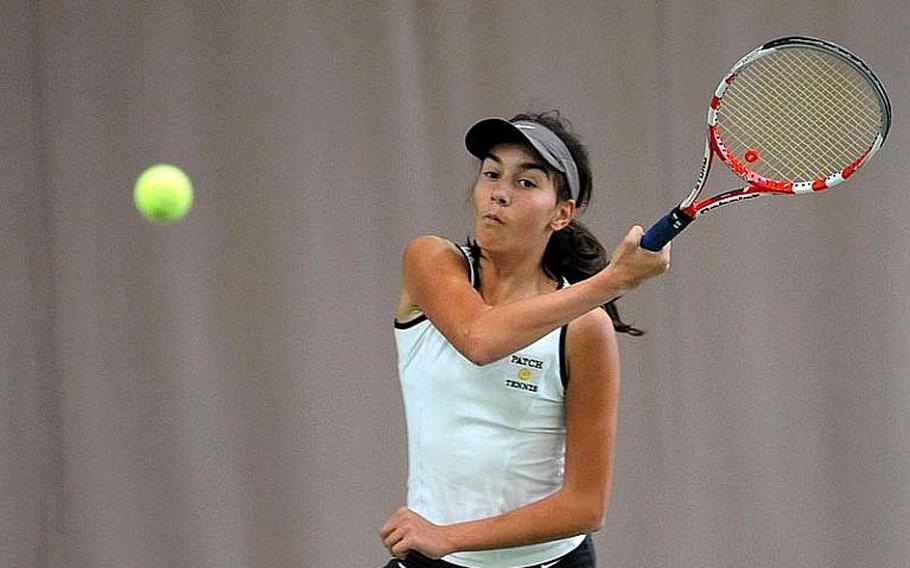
[549,199,576,231]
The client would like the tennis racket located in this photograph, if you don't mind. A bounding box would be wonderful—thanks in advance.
[640,36,892,251]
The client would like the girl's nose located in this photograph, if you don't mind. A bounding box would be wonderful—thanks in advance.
[490,185,510,206]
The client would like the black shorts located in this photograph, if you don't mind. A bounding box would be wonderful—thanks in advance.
[379,535,595,568]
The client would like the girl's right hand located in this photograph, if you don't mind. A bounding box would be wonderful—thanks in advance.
[602,225,671,292]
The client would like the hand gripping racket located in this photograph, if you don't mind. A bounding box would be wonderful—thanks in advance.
[640,36,892,251]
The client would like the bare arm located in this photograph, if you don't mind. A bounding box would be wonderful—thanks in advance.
[401,226,668,365]
[381,308,620,557]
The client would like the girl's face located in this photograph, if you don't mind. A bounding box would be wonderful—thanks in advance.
[472,143,575,255]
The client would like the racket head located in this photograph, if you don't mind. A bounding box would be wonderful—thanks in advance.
[695,36,891,212]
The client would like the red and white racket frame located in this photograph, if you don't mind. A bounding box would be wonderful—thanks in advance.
[640,36,891,251]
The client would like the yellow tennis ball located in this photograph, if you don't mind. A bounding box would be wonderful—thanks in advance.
[133,164,194,223]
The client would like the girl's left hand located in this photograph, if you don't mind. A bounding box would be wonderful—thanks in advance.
[379,507,454,559]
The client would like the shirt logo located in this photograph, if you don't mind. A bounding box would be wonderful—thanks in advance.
[505,353,545,393]
[510,354,544,369]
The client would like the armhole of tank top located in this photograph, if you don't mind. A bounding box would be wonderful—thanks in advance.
[457,243,480,290]
[554,277,571,390]
[394,314,427,329]
[394,240,477,329]
[559,323,569,391]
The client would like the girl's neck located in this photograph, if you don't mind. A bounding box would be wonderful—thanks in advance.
[477,248,557,306]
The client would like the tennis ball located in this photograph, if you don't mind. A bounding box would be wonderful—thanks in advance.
[134,164,194,223]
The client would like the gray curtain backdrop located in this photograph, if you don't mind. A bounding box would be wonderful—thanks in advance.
[4,1,908,567]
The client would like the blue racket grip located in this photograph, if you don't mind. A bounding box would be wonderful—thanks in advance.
[640,207,694,251]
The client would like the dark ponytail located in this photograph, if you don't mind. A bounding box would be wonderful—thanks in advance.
[543,219,643,335]
[473,110,644,336]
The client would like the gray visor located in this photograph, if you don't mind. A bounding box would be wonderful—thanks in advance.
[464,117,580,201]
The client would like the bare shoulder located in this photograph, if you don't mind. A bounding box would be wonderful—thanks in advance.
[397,235,471,321]
[566,307,618,352]
[401,235,469,281]
[564,306,620,387]
[403,234,462,263]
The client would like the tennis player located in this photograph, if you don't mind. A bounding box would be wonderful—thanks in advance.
[380,112,670,568]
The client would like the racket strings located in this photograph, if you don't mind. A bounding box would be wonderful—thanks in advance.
[726,50,879,174]
[788,51,881,152]
[721,50,880,179]
[732,59,872,177]
[724,52,877,178]
[778,55,878,146]
[716,46,883,182]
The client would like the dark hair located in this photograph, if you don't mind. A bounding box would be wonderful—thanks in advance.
[470,110,643,336]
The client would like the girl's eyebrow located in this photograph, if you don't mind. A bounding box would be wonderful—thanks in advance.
[483,152,550,177]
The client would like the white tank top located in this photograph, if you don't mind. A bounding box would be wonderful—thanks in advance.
[394,244,585,568]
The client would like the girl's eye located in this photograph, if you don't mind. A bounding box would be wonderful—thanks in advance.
[483,170,500,179]
[518,178,537,188]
